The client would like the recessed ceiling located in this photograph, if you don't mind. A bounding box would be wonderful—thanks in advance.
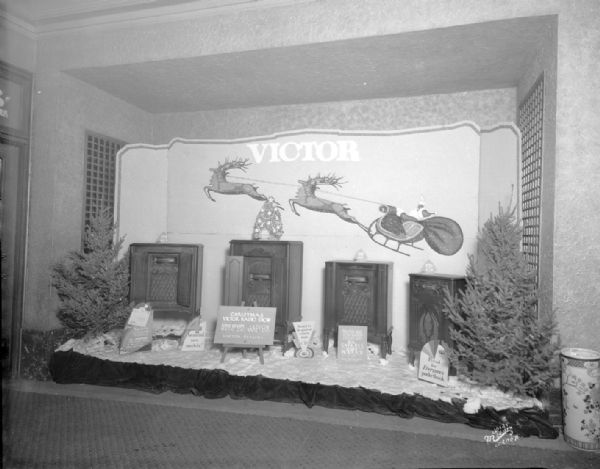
[65,17,553,113]
[1,1,555,113]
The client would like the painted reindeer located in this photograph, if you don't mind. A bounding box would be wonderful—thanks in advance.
[289,174,364,227]
[204,157,267,202]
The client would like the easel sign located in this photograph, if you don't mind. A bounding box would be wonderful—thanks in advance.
[337,325,368,361]
[213,305,276,364]
[417,340,450,386]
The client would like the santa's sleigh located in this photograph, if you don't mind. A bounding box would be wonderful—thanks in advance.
[366,216,464,256]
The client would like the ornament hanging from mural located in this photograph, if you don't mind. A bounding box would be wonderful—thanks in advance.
[203,158,267,202]
[253,197,284,240]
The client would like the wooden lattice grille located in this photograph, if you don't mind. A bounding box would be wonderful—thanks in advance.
[83,132,124,228]
[518,75,544,282]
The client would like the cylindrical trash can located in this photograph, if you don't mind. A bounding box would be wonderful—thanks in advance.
[560,348,600,451]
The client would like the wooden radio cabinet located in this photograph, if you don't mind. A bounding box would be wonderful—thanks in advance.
[323,261,393,358]
[408,273,465,365]
[225,240,303,350]
[129,243,203,319]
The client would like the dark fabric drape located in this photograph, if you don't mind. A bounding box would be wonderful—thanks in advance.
[49,351,558,439]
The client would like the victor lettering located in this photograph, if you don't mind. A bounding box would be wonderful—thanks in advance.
[246,140,360,163]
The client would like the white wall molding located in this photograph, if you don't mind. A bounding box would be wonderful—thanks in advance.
[6,0,315,36]
[0,12,38,40]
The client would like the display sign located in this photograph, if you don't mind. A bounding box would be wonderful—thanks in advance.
[292,321,315,358]
[181,319,208,351]
[120,303,153,354]
[337,325,368,361]
[418,340,450,386]
[213,306,276,346]
[181,331,208,351]
[127,303,152,327]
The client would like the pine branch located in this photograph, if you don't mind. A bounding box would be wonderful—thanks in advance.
[52,209,130,338]
[443,203,559,396]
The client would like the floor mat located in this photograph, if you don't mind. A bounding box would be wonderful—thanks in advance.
[2,389,598,469]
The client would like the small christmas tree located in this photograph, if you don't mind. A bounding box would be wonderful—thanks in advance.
[444,204,559,397]
[52,209,130,338]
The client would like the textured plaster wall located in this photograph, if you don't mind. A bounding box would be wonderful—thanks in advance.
[551,0,600,350]
[24,70,154,329]
[152,89,516,142]
[0,23,36,72]
[510,0,600,352]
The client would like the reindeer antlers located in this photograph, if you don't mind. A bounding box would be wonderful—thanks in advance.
[213,157,251,173]
[306,173,345,189]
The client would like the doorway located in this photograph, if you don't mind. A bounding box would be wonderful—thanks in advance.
[1,142,24,376]
[1,61,32,378]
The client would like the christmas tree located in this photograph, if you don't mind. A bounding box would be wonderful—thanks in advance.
[52,209,130,338]
[443,204,559,396]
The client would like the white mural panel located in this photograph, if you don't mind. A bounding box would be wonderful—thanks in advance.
[115,146,169,249]
[115,122,519,352]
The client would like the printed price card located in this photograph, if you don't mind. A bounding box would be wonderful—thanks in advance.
[181,320,208,351]
[337,325,368,361]
[127,304,152,327]
[292,321,315,350]
[418,340,450,386]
